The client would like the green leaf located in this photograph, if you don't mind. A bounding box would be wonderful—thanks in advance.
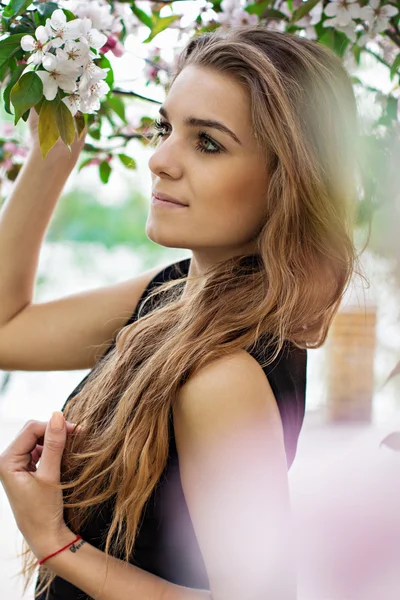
[143,15,181,44]
[89,125,101,140]
[54,97,75,148]
[318,28,349,58]
[8,12,35,35]
[351,75,363,86]
[98,54,114,91]
[258,8,289,20]
[83,142,99,153]
[38,99,60,159]
[35,2,59,19]
[352,44,362,67]
[0,33,26,77]
[3,61,26,115]
[291,0,320,23]
[6,162,22,181]
[99,160,112,184]
[105,111,117,128]
[377,96,398,127]
[390,53,400,81]
[34,10,42,27]
[62,9,78,22]
[75,113,87,138]
[130,2,153,29]
[3,0,32,19]
[118,154,137,169]
[246,1,275,17]
[78,157,95,172]
[106,94,126,123]
[0,61,11,82]
[10,71,43,125]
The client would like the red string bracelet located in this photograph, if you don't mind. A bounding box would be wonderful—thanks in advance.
[38,535,82,566]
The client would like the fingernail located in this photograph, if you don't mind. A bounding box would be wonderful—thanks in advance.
[50,411,65,431]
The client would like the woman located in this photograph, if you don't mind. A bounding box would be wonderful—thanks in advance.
[0,25,364,600]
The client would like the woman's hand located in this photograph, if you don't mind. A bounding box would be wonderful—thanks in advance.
[0,413,78,560]
[28,108,88,166]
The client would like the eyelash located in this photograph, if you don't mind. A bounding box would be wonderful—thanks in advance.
[150,118,222,155]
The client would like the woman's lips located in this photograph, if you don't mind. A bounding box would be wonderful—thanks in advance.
[151,195,188,208]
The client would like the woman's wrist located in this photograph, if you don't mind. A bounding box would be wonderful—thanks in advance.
[32,526,78,564]
[28,146,79,173]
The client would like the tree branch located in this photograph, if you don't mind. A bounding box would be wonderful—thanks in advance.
[362,46,392,70]
[112,88,162,104]
[386,29,400,49]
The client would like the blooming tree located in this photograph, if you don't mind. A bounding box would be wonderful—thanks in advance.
[0,0,400,448]
[0,0,398,190]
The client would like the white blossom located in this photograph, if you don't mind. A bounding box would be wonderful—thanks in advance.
[217,0,259,28]
[79,60,109,93]
[113,2,140,35]
[79,17,108,50]
[45,9,82,48]
[55,40,90,67]
[60,0,130,36]
[296,2,323,40]
[278,1,293,19]
[111,9,127,36]
[337,22,358,42]
[62,91,82,116]
[17,3,130,118]
[230,8,259,27]
[67,1,114,33]
[21,25,52,65]
[323,0,361,28]
[216,0,245,25]
[359,0,398,34]
[79,79,110,113]
[37,53,80,101]
[222,0,243,11]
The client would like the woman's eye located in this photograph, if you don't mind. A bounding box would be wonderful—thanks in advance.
[150,119,222,155]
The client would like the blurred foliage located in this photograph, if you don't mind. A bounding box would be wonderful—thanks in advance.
[46,185,166,264]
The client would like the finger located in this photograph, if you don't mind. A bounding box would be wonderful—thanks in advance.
[9,420,47,456]
[36,421,77,447]
[10,419,78,456]
[31,444,43,465]
[36,412,67,483]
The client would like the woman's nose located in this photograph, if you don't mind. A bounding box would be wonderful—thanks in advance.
[148,135,183,178]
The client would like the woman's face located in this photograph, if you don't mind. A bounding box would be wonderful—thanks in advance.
[147,65,269,271]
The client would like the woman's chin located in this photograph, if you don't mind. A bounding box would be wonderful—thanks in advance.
[145,222,187,249]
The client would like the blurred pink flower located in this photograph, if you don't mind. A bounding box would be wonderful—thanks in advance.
[3,141,17,154]
[1,123,14,137]
[15,146,28,158]
[1,158,14,170]
[100,35,125,57]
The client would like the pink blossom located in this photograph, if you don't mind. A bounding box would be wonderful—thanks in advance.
[3,141,17,154]
[15,147,28,158]
[1,158,14,170]
[1,123,14,137]
[100,35,124,57]
[111,40,124,58]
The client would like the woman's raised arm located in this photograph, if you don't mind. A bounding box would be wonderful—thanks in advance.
[0,113,166,371]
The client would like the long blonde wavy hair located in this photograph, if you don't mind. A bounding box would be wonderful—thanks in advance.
[23,25,367,598]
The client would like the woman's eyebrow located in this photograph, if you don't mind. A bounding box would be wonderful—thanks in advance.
[159,106,243,146]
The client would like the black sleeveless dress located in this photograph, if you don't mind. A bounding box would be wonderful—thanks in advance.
[35,256,307,599]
